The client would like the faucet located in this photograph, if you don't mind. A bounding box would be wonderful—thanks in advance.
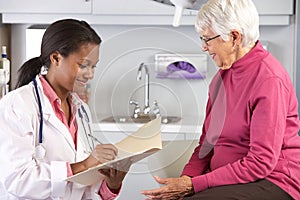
[152,100,161,118]
[129,100,141,119]
[129,63,160,119]
[137,63,151,114]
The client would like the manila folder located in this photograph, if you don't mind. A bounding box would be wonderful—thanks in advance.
[66,117,162,185]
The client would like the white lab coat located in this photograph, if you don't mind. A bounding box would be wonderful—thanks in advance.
[0,76,103,200]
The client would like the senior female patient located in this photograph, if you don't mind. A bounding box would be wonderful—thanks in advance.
[142,0,300,199]
[0,19,130,200]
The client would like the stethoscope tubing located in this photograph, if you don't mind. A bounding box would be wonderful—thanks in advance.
[33,77,98,152]
[78,107,94,152]
[33,78,44,144]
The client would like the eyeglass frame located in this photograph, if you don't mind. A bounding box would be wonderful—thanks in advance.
[200,34,221,47]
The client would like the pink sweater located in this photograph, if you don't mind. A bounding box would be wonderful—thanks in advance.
[182,41,300,199]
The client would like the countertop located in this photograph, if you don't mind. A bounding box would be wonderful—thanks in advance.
[91,115,204,141]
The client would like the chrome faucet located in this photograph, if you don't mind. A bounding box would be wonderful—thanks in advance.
[129,63,160,119]
[137,63,151,114]
[129,100,141,119]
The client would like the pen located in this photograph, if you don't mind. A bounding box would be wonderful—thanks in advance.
[88,133,102,144]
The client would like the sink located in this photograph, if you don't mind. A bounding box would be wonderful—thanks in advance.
[101,115,181,124]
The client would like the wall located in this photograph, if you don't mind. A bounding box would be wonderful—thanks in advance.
[10,21,297,122]
[10,24,27,88]
[88,25,212,121]
[0,16,10,51]
[88,24,297,122]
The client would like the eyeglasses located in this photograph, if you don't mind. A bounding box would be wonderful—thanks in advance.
[200,35,221,47]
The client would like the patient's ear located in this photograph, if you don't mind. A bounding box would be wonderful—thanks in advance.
[230,30,242,47]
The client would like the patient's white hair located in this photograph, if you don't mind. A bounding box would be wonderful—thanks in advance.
[196,0,260,48]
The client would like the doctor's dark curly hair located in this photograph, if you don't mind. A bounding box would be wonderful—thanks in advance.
[15,18,101,88]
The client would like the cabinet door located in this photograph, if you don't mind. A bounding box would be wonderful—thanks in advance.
[93,0,175,15]
[118,162,160,200]
[252,0,294,15]
[0,0,91,14]
[93,0,294,16]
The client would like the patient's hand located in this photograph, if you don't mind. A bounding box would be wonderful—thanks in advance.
[141,175,194,200]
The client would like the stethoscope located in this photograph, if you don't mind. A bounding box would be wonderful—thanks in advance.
[32,78,101,159]
[78,104,102,153]
[33,78,46,159]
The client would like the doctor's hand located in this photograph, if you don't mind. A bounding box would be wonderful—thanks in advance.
[90,144,118,164]
[99,158,132,193]
[71,144,118,175]
[141,175,194,200]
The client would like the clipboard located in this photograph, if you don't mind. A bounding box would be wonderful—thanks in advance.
[66,117,162,185]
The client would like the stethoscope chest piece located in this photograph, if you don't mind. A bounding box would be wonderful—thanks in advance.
[35,144,46,160]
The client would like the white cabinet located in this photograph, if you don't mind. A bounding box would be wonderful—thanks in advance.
[93,0,174,15]
[0,0,295,25]
[252,0,294,25]
[117,161,160,200]
[116,140,198,200]
[92,128,198,200]
[90,121,201,199]
[0,0,91,14]
[252,0,294,15]
[139,140,200,198]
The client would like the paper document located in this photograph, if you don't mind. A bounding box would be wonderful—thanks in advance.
[66,117,162,185]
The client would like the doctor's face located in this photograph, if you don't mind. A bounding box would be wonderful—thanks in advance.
[72,43,100,102]
[55,43,99,92]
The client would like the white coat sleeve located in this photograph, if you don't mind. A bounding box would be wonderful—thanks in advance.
[0,95,67,199]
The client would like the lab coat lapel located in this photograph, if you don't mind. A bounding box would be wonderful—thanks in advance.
[44,111,76,152]
[35,76,76,153]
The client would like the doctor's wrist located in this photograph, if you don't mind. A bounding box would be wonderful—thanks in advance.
[70,157,100,175]
[70,161,87,175]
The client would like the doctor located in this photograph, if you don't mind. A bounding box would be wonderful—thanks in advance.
[0,19,129,199]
